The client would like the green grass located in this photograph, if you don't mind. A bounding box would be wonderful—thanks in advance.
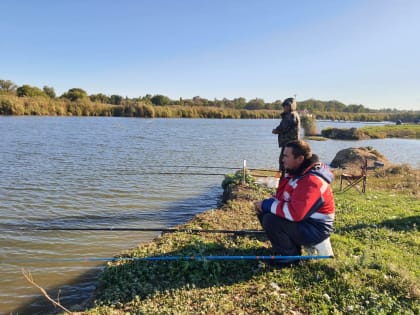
[67,170,419,315]
[305,135,329,141]
[360,124,420,139]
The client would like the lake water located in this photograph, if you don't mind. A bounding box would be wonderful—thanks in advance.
[0,117,419,314]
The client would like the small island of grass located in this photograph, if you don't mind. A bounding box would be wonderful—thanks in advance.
[322,124,420,140]
[360,124,420,139]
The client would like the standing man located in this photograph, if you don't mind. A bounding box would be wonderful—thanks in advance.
[254,140,335,263]
[272,97,300,174]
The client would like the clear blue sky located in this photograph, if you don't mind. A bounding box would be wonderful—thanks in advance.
[1,0,419,110]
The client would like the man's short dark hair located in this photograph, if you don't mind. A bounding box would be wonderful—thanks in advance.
[282,97,295,107]
[285,140,312,160]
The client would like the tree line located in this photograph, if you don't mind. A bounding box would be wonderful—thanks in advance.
[1,79,419,122]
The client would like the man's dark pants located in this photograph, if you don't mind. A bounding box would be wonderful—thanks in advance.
[279,146,285,173]
[257,212,303,256]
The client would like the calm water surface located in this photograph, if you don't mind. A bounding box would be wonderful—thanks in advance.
[0,117,419,314]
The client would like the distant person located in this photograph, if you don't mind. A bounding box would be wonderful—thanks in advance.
[272,97,300,174]
[254,140,335,265]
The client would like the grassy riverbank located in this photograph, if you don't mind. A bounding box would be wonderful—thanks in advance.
[66,168,419,314]
[2,92,420,122]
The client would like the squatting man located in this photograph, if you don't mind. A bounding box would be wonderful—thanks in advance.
[254,140,336,264]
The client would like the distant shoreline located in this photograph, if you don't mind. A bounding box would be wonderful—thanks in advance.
[1,93,419,122]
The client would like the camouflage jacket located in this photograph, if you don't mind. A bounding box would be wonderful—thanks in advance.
[273,111,301,147]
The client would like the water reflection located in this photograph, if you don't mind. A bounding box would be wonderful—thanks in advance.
[7,186,221,315]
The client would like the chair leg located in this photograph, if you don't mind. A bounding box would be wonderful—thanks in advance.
[341,176,365,193]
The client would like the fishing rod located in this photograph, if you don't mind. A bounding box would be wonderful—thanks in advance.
[142,165,241,170]
[140,165,278,173]
[143,167,278,172]
[136,172,277,177]
[13,255,333,263]
[32,227,266,235]
[110,255,333,261]
[139,172,227,176]
[136,169,278,176]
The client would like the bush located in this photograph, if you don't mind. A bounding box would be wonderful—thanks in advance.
[0,98,13,115]
[301,115,318,136]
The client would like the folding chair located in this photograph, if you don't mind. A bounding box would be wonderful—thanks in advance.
[340,159,367,193]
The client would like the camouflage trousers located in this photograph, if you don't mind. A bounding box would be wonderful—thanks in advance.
[279,146,286,173]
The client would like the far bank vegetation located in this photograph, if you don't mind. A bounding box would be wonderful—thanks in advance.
[1,79,419,122]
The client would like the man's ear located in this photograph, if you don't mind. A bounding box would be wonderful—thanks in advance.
[298,155,304,164]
